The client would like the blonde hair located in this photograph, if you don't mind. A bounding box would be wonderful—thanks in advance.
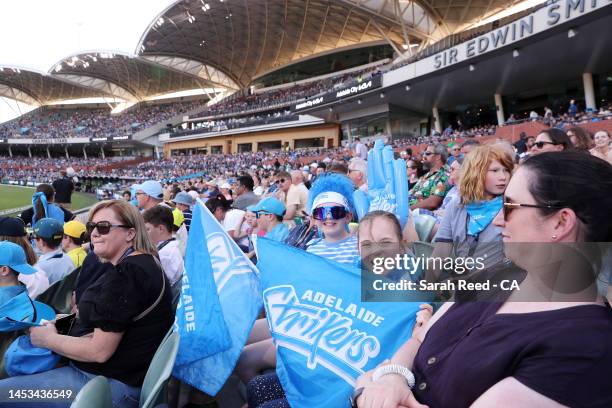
[0,235,37,265]
[459,145,514,204]
[88,200,158,259]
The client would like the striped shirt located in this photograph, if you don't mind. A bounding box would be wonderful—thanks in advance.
[182,209,192,231]
[306,235,359,266]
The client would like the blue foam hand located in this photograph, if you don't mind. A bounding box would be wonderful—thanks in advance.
[364,140,410,227]
[352,189,370,221]
[367,140,386,190]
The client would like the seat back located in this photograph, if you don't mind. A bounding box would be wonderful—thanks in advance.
[413,214,437,242]
[140,332,180,408]
[36,268,80,314]
[70,376,112,408]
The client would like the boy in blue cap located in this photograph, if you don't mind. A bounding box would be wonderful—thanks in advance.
[0,241,56,329]
[248,197,289,243]
[33,218,75,285]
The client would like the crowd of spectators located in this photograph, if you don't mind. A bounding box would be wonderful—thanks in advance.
[0,99,207,140]
[0,156,131,185]
[189,65,383,119]
[173,110,299,137]
[0,113,610,408]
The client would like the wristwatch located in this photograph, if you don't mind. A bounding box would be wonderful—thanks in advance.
[349,387,364,408]
[372,364,415,389]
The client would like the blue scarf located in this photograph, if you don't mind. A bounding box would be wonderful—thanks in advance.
[465,196,503,237]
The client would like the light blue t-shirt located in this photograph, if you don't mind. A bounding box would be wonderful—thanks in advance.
[35,249,75,285]
[266,222,289,243]
[306,235,360,265]
[0,285,26,307]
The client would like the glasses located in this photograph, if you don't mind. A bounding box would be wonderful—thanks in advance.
[532,141,557,149]
[422,151,434,156]
[312,206,348,221]
[279,179,286,183]
[255,211,272,219]
[86,221,132,235]
[502,202,564,220]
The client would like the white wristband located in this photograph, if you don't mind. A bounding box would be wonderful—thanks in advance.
[372,364,415,389]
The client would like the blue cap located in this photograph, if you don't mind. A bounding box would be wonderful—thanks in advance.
[249,197,286,217]
[135,180,163,200]
[32,218,63,241]
[172,191,193,206]
[0,241,37,275]
[4,335,61,376]
[0,290,56,332]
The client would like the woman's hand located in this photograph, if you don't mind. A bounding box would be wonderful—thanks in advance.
[412,304,433,340]
[357,374,428,408]
[30,322,58,349]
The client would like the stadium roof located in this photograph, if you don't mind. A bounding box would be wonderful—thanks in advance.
[0,0,540,105]
[0,66,104,105]
[137,0,538,87]
[49,51,227,102]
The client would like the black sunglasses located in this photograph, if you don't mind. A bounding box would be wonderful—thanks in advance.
[532,141,557,149]
[255,211,272,219]
[502,202,564,220]
[86,221,132,235]
[312,206,348,221]
[422,151,434,156]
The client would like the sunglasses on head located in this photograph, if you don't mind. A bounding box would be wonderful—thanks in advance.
[312,206,348,221]
[86,221,132,235]
[532,141,557,149]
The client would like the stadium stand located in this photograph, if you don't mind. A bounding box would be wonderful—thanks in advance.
[0,1,611,407]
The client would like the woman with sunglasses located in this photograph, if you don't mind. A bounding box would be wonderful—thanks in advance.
[530,128,572,155]
[353,151,612,408]
[407,160,424,191]
[432,145,513,271]
[306,174,359,266]
[1,200,174,407]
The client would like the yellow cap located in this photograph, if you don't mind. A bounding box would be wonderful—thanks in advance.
[63,220,86,239]
[173,208,185,229]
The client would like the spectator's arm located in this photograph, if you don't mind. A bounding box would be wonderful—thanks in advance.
[31,326,123,364]
[284,204,298,221]
[410,195,443,210]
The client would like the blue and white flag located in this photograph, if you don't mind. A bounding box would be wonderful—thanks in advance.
[173,199,262,395]
[257,238,421,408]
[173,202,231,381]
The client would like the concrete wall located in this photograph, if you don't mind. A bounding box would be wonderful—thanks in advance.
[163,124,339,157]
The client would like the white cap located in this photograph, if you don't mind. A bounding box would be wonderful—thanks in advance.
[311,191,350,211]
[187,190,199,201]
[309,162,318,168]
[220,182,231,189]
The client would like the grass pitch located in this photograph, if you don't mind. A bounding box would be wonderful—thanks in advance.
[0,184,98,215]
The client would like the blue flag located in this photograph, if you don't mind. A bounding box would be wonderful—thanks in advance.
[173,202,231,375]
[257,238,421,408]
[174,200,262,395]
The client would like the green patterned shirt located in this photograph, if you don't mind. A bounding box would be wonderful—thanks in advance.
[409,165,451,206]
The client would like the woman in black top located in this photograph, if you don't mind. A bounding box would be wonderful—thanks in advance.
[354,152,612,408]
[0,200,172,408]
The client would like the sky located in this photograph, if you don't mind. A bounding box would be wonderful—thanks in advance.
[0,0,174,122]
